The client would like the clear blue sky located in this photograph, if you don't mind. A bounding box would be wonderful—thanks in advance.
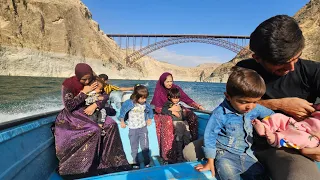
[82,0,309,67]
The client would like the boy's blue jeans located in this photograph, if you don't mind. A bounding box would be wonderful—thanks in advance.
[215,149,267,180]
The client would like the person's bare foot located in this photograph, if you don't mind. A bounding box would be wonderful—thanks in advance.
[264,126,276,145]
[252,119,266,136]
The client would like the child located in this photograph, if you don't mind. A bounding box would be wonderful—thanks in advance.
[195,67,274,179]
[85,78,115,128]
[98,74,134,94]
[161,87,191,162]
[252,109,320,149]
[119,84,153,169]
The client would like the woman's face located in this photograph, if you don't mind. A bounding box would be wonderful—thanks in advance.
[164,75,173,89]
[79,74,92,85]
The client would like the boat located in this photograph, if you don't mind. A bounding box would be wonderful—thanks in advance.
[0,91,319,180]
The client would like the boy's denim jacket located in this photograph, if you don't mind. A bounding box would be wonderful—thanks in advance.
[203,99,274,160]
[119,99,154,121]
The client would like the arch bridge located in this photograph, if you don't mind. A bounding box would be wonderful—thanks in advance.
[107,34,251,66]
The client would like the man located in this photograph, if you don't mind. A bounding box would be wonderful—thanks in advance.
[190,15,320,180]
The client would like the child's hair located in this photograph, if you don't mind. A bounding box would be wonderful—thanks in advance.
[130,84,149,102]
[96,77,106,88]
[98,74,109,81]
[226,66,266,98]
[167,87,180,99]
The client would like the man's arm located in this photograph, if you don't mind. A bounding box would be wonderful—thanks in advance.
[257,99,281,111]
[258,98,315,121]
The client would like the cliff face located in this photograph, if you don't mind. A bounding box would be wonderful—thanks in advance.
[204,0,320,83]
[0,0,218,80]
[294,0,320,61]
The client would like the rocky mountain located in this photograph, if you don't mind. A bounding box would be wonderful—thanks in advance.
[0,0,219,81]
[204,0,320,83]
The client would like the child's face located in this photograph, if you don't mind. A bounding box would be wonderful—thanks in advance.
[170,97,180,104]
[95,82,103,93]
[225,93,261,114]
[137,97,147,104]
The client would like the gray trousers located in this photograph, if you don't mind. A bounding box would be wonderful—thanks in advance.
[183,138,320,180]
[129,126,150,165]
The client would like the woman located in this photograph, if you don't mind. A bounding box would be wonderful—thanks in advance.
[54,63,130,177]
[151,72,205,163]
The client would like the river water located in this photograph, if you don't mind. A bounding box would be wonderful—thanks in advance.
[0,76,226,123]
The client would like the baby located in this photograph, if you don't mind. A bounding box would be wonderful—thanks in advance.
[252,105,320,149]
[85,78,113,128]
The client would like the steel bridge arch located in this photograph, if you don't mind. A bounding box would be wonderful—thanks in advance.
[125,37,250,65]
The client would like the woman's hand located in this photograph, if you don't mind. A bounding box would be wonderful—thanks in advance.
[84,103,97,115]
[81,82,98,94]
[194,158,215,177]
[172,111,181,118]
[276,98,315,121]
[300,129,320,161]
[198,105,205,111]
[169,104,180,112]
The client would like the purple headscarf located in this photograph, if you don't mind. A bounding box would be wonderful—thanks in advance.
[62,63,93,96]
[151,72,195,108]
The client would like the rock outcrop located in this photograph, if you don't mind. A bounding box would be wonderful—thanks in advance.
[0,0,220,81]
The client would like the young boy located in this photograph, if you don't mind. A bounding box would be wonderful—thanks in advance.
[195,67,274,179]
[161,87,191,162]
[98,74,134,94]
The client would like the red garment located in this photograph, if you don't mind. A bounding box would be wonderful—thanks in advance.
[62,63,93,96]
[155,108,198,162]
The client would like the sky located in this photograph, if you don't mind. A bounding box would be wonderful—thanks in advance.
[82,0,309,67]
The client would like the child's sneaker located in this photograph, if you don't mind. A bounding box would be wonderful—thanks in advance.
[131,164,140,170]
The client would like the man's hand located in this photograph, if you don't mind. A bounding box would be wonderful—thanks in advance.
[260,97,315,121]
[194,158,215,177]
[280,98,315,120]
[300,129,320,161]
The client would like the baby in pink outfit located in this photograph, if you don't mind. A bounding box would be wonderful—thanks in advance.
[252,106,320,149]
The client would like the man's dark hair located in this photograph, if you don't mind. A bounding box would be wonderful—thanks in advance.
[227,66,266,98]
[250,15,305,64]
[98,74,108,80]
[167,87,180,99]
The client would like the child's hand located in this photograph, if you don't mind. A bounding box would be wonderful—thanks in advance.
[120,121,126,128]
[147,119,152,126]
[98,96,104,101]
[172,111,180,118]
[194,159,215,177]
